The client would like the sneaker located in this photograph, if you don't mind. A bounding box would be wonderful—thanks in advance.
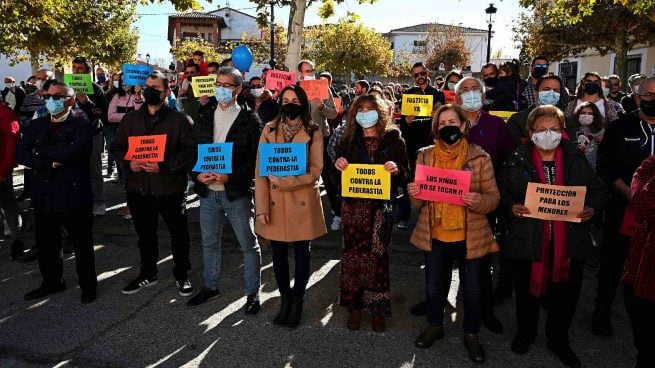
[177,279,193,297]
[244,293,261,315]
[93,203,107,217]
[330,216,341,231]
[397,220,410,229]
[122,275,158,295]
[187,287,220,306]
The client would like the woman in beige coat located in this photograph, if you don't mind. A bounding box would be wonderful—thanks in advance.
[408,104,499,364]
[254,85,326,329]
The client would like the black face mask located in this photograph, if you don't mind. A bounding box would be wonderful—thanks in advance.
[532,67,548,78]
[583,83,600,95]
[483,76,498,87]
[438,125,462,145]
[640,99,655,117]
[281,103,303,120]
[143,87,163,106]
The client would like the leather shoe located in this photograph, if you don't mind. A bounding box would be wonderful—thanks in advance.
[482,312,503,334]
[592,309,612,336]
[81,290,96,304]
[547,342,581,368]
[511,334,535,355]
[24,282,66,301]
[415,326,445,348]
[18,248,38,263]
[371,315,385,332]
[463,333,486,364]
[347,309,362,330]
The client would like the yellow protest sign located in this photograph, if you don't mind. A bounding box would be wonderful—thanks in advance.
[191,75,217,97]
[489,110,516,122]
[401,94,433,116]
[341,164,391,200]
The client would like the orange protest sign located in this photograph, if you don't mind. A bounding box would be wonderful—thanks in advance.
[300,79,330,100]
[443,90,456,104]
[334,97,343,114]
[124,134,167,162]
[523,183,586,223]
[265,70,296,91]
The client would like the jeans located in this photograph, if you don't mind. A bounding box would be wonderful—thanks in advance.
[511,258,584,343]
[425,239,481,334]
[34,207,97,292]
[271,240,311,296]
[127,193,190,281]
[199,191,261,295]
[0,176,21,242]
[90,133,105,206]
[624,285,655,368]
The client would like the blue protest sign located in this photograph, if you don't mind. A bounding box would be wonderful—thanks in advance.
[258,143,307,177]
[192,143,233,173]
[123,64,154,86]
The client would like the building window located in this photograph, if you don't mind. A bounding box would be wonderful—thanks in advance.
[614,54,642,76]
[413,40,427,47]
[559,61,578,92]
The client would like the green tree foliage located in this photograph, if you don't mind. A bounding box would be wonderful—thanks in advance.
[303,14,393,79]
[170,37,221,64]
[516,0,655,89]
[0,0,138,72]
[519,0,655,24]
[420,25,472,72]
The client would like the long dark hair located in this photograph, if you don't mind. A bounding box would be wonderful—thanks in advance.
[273,84,317,133]
[573,101,604,133]
[576,71,606,101]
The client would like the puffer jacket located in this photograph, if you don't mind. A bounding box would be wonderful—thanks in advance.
[409,143,500,259]
[497,140,607,261]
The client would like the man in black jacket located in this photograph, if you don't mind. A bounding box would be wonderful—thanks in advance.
[185,67,262,313]
[15,81,97,303]
[110,71,196,297]
[72,57,107,216]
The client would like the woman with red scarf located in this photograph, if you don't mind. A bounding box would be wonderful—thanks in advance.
[498,105,606,368]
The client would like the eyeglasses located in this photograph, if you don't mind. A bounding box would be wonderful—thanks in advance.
[412,71,427,78]
[43,94,73,100]
[533,64,549,68]
[216,82,237,89]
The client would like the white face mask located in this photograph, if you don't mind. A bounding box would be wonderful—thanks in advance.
[251,88,264,98]
[578,114,594,126]
[531,130,562,151]
[113,81,120,89]
[35,80,45,91]
[303,75,315,81]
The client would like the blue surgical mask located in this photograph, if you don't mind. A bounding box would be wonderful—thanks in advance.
[447,82,456,90]
[538,90,560,106]
[5,83,14,89]
[215,87,234,104]
[251,88,264,98]
[356,110,379,128]
[603,87,610,97]
[460,91,483,112]
[45,97,65,115]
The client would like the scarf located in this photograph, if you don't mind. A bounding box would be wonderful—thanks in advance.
[529,145,569,297]
[281,120,302,143]
[430,138,468,241]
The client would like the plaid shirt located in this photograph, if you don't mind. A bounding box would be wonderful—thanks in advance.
[523,77,572,109]
[623,155,655,301]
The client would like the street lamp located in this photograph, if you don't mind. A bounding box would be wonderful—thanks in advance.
[146,53,151,66]
[269,1,279,69]
[485,3,497,64]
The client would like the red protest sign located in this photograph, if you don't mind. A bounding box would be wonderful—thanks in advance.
[265,70,296,91]
[443,90,456,104]
[124,134,167,162]
[414,164,472,206]
[620,206,641,236]
[300,79,329,100]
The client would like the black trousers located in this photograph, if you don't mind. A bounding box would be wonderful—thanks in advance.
[322,137,340,215]
[127,193,190,281]
[511,258,584,343]
[271,240,311,296]
[595,194,630,312]
[624,285,655,368]
[34,207,97,292]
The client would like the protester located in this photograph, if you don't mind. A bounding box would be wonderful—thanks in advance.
[434,76,445,89]
[179,63,202,124]
[606,75,625,104]
[190,50,209,76]
[572,102,604,170]
[354,80,369,97]
[19,68,55,127]
[2,76,26,114]
[71,56,107,217]
[621,73,647,114]
[95,67,108,90]
[565,72,620,127]
[16,81,97,303]
[245,76,278,124]
[481,63,499,90]
[486,60,527,112]
[206,61,219,76]
[187,67,262,313]
[0,102,24,259]
[255,84,326,328]
[408,104,499,363]
[110,71,195,297]
[593,77,655,337]
[623,155,655,368]
[522,56,565,108]
[498,105,606,368]
[442,71,463,92]
[333,94,408,332]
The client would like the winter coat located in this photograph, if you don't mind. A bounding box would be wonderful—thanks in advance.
[409,143,500,259]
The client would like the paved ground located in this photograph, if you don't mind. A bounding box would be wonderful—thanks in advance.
[0,164,637,368]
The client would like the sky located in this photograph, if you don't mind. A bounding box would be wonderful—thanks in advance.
[135,0,527,68]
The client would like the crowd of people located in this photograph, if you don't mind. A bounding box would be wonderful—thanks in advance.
[0,51,654,368]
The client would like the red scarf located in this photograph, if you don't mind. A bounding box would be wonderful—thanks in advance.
[529,146,569,297]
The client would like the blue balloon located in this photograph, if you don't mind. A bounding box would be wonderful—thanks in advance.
[231,45,253,72]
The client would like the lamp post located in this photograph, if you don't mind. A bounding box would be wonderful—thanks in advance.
[269,1,278,69]
[485,3,497,64]
[146,53,151,66]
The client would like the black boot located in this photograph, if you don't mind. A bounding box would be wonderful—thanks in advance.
[10,239,25,260]
[286,293,304,329]
[273,292,292,325]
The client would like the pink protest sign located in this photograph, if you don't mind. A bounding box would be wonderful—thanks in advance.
[265,70,296,91]
[414,164,472,206]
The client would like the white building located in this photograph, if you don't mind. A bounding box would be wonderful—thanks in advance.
[207,7,261,42]
[385,23,488,74]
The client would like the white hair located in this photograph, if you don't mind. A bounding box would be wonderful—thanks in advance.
[454,76,485,95]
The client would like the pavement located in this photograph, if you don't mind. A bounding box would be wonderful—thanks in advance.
[0,162,637,368]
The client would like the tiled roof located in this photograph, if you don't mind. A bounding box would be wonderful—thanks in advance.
[169,12,221,19]
[389,23,487,34]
